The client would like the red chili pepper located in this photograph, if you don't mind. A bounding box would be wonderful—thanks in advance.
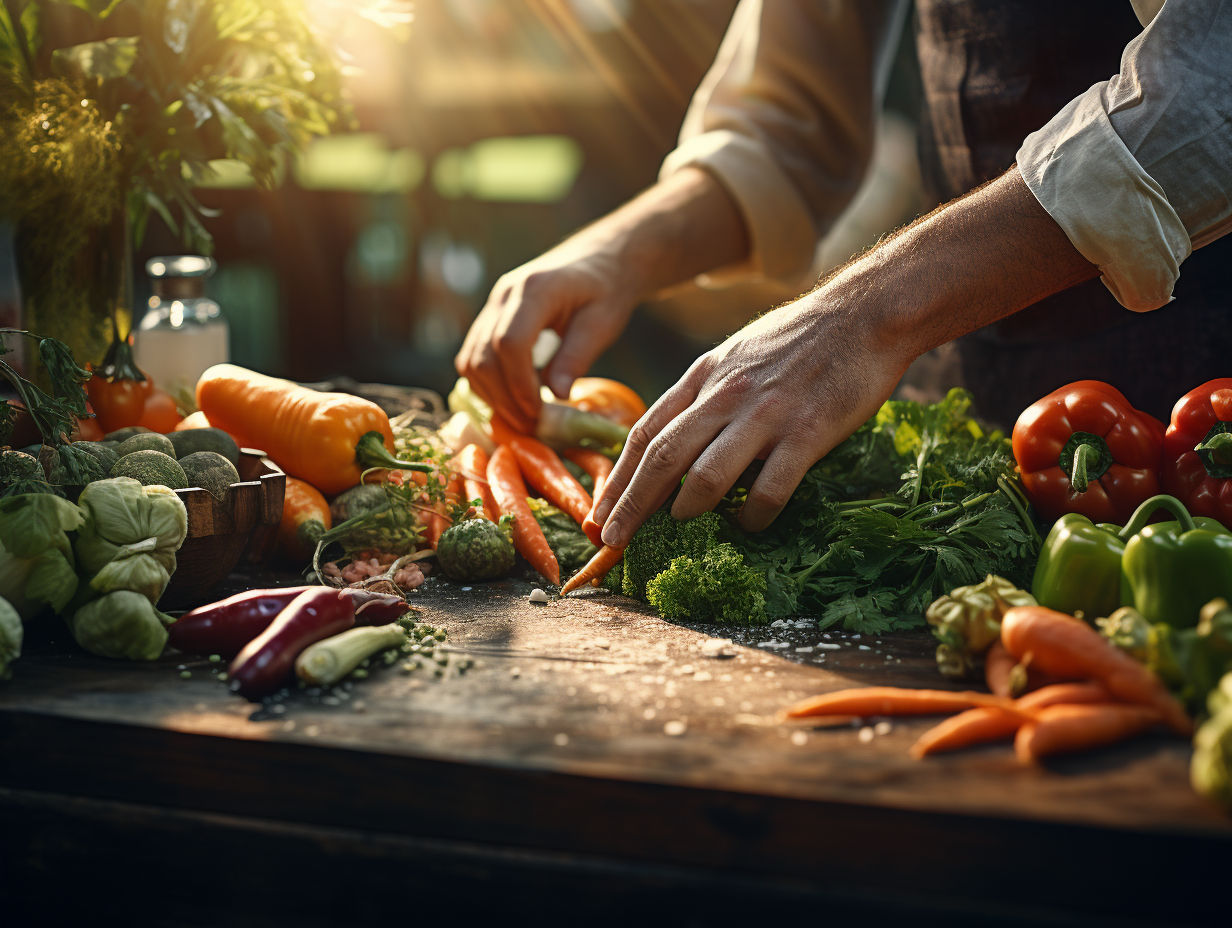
[1012,381,1164,524]
[170,587,309,658]
[1162,378,1232,529]
[228,588,356,699]
[337,588,412,625]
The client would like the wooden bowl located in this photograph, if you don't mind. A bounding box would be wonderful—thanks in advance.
[158,449,286,610]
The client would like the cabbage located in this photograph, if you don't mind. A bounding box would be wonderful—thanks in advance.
[68,590,170,661]
[76,478,188,579]
[0,596,21,680]
[0,493,83,618]
[88,538,172,606]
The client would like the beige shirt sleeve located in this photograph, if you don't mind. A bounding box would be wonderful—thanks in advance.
[1017,0,1232,312]
[660,0,907,288]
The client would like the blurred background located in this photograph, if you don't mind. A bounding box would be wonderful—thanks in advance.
[1,0,931,405]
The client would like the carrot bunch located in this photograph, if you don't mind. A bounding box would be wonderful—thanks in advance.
[782,606,1192,762]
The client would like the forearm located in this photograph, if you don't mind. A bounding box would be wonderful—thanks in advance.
[569,166,749,302]
[812,167,1100,361]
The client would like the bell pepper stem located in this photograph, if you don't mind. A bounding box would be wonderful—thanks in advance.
[1070,442,1095,493]
[1195,430,1232,466]
[355,431,432,473]
[1117,494,1197,541]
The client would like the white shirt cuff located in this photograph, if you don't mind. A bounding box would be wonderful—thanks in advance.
[1016,84,1191,313]
[659,129,818,289]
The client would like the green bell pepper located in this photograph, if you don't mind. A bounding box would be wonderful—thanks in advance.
[1122,496,1232,628]
[1033,494,1229,623]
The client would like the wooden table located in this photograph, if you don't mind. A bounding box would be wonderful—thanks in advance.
[2,571,1228,926]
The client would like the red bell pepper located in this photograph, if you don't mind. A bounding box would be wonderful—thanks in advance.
[1162,378,1232,529]
[1012,381,1164,524]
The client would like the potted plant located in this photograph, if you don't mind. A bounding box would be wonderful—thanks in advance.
[0,0,402,369]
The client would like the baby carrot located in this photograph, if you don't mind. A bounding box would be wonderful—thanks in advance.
[1014,703,1163,762]
[459,444,499,521]
[1001,606,1192,736]
[560,543,625,595]
[563,448,613,500]
[782,687,1020,720]
[509,435,592,525]
[488,445,560,585]
[911,682,1110,758]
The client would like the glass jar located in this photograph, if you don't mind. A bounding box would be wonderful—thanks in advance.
[133,256,229,396]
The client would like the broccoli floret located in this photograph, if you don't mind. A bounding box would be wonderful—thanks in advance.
[621,509,723,601]
[646,543,767,625]
[601,559,623,593]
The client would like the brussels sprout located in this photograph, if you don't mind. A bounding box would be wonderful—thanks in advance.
[0,595,21,679]
[179,451,240,502]
[116,432,176,458]
[109,450,188,489]
[926,575,1037,679]
[437,517,515,582]
[67,590,170,660]
[76,478,188,578]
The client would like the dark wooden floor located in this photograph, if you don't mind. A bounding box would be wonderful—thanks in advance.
[2,572,1228,926]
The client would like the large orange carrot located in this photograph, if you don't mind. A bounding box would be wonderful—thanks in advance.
[509,435,592,525]
[488,445,560,585]
[1014,703,1163,762]
[1001,606,1192,736]
[560,543,625,595]
[911,682,1109,758]
[782,687,1020,720]
[563,448,613,499]
[459,444,499,521]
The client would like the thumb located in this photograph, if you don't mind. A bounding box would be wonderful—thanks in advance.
[543,303,620,399]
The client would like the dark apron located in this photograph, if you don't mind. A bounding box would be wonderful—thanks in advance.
[915,0,1232,428]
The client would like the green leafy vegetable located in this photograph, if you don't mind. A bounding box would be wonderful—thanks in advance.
[646,544,767,625]
[75,478,188,580]
[0,595,22,680]
[1193,672,1232,808]
[621,390,1039,632]
[0,492,83,618]
[67,589,171,661]
[528,497,597,574]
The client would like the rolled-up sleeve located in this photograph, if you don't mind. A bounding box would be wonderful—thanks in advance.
[1017,0,1232,312]
[660,0,906,288]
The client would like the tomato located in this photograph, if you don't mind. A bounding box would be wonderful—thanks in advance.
[138,388,184,433]
[567,377,647,427]
[87,375,147,433]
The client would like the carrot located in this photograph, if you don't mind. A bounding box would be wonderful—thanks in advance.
[488,412,523,446]
[488,445,560,585]
[782,687,1021,720]
[560,543,625,595]
[425,472,463,549]
[459,444,499,521]
[509,435,592,525]
[563,448,613,500]
[197,364,396,495]
[277,477,332,562]
[1001,606,1192,736]
[1014,703,1163,762]
[911,682,1110,758]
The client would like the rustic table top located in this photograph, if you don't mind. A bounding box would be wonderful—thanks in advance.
[2,570,1228,925]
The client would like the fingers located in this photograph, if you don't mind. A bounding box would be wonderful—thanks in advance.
[543,302,620,400]
[592,360,706,537]
[737,442,818,532]
[670,420,771,521]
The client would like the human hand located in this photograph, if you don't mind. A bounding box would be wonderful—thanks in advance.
[454,241,642,435]
[590,287,913,546]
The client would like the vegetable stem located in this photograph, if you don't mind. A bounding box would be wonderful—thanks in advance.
[295,622,407,686]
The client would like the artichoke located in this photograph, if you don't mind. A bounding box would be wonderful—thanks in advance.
[436,517,515,582]
[926,574,1036,679]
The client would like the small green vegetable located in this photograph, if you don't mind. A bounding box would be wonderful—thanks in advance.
[67,589,171,661]
[329,483,387,524]
[116,432,177,459]
[1,450,47,497]
[295,622,407,686]
[179,451,240,502]
[436,517,515,582]
[0,595,22,680]
[75,478,189,582]
[1192,671,1232,808]
[0,493,83,619]
[104,427,151,443]
[168,428,240,467]
[109,450,188,489]
[646,543,767,625]
[926,575,1037,679]
[41,441,117,485]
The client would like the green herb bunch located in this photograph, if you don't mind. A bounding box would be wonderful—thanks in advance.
[0,0,376,256]
[728,389,1039,633]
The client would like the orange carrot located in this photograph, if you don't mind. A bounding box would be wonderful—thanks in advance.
[1014,703,1163,762]
[488,412,523,446]
[488,445,560,585]
[782,687,1021,720]
[459,444,499,521]
[426,512,448,549]
[563,448,613,500]
[911,682,1110,758]
[1001,606,1192,736]
[560,543,625,595]
[509,435,592,525]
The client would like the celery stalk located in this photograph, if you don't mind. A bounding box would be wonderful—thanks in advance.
[294,623,407,686]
